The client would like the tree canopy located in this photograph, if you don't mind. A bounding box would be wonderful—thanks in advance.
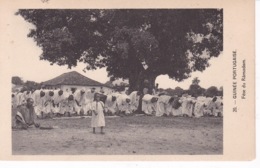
[205,86,219,97]
[12,76,24,85]
[192,77,200,85]
[188,77,204,97]
[17,9,223,91]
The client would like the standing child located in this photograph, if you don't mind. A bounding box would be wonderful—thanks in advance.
[91,93,105,134]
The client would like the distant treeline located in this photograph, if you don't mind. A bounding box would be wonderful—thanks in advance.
[12,76,222,98]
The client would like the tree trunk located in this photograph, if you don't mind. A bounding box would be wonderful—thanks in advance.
[129,69,157,93]
[133,70,157,113]
[128,72,139,92]
[146,72,157,93]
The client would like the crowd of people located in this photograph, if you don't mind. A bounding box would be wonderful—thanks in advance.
[12,86,223,119]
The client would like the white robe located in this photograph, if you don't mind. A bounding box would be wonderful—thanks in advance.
[53,91,66,114]
[193,96,206,118]
[104,94,118,114]
[215,99,223,116]
[12,93,20,108]
[171,98,183,116]
[18,92,27,105]
[171,107,182,116]
[74,91,89,114]
[116,94,131,114]
[142,94,158,115]
[156,95,172,116]
[44,94,54,113]
[181,97,195,117]
[90,101,105,127]
[129,91,140,113]
[33,90,46,115]
[211,98,223,116]
[84,90,96,114]
[203,97,215,115]
[15,93,22,106]
[23,92,33,102]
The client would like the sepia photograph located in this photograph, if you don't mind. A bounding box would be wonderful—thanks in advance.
[0,0,255,162]
[11,9,223,155]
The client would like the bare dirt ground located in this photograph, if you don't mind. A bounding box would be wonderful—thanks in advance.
[12,116,223,155]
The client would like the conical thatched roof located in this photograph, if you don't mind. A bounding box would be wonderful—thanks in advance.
[42,71,104,87]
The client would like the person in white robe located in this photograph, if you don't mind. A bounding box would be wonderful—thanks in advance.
[104,94,118,115]
[74,89,89,115]
[13,98,40,129]
[30,90,37,101]
[203,97,216,116]
[90,93,105,134]
[99,87,105,94]
[53,90,66,116]
[193,96,207,118]
[44,90,55,118]
[129,91,141,113]
[23,90,33,102]
[109,92,122,114]
[211,97,222,117]
[171,96,183,116]
[12,93,18,109]
[16,91,24,106]
[73,89,82,114]
[85,88,96,115]
[202,96,212,115]
[215,99,223,117]
[116,93,131,115]
[215,96,223,117]
[18,90,28,105]
[34,90,46,118]
[64,89,72,98]
[180,95,196,117]
[64,94,78,116]
[156,95,174,117]
[142,94,159,115]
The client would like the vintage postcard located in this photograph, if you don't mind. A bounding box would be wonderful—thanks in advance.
[0,0,255,161]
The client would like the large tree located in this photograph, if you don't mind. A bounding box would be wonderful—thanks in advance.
[17,9,223,91]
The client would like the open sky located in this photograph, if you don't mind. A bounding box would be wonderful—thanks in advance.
[9,9,224,90]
